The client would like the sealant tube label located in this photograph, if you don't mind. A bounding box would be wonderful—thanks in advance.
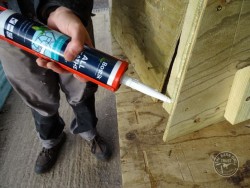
[1,10,122,86]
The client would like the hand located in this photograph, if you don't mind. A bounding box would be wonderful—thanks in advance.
[73,74,88,82]
[36,6,93,81]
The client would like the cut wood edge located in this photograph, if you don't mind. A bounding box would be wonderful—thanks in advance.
[224,66,250,125]
[163,0,208,142]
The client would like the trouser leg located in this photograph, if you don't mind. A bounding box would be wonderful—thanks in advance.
[69,82,98,131]
[59,72,98,137]
[0,40,64,148]
[0,41,61,116]
[32,110,65,148]
[0,17,97,145]
[59,18,98,140]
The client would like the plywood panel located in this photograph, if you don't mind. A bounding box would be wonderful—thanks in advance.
[164,0,250,141]
[111,0,188,91]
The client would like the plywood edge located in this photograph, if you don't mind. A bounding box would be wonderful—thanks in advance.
[224,66,250,124]
[163,0,208,141]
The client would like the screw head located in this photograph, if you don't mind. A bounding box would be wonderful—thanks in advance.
[217,5,222,11]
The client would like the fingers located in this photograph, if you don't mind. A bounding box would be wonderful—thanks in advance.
[64,25,93,62]
[36,58,88,82]
[47,7,93,62]
[64,39,84,61]
[36,58,69,74]
[37,6,93,83]
[36,57,48,69]
[73,74,87,82]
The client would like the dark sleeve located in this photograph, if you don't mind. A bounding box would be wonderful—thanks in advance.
[34,0,62,24]
[34,0,93,26]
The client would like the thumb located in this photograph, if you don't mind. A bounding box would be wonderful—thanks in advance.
[64,28,93,62]
[64,39,83,61]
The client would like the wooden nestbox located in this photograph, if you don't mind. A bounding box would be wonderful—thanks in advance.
[111,0,250,141]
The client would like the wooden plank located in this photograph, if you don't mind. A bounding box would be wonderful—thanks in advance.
[163,0,250,141]
[114,39,250,187]
[163,0,208,113]
[111,0,188,91]
[225,66,250,124]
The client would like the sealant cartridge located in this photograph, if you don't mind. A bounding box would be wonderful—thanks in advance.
[0,6,171,103]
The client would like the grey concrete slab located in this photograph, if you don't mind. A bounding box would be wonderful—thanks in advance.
[0,88,121,188]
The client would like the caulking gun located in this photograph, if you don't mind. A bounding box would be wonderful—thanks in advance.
[0,6,171,103]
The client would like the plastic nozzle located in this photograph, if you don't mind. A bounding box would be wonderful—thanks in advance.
[120,75,172,103]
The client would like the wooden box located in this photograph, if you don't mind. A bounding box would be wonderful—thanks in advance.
[111,0,250,141]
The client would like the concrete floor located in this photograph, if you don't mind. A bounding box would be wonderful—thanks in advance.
[0,8,122,188]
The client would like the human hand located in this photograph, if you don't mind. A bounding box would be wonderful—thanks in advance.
[36,7,93,80]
